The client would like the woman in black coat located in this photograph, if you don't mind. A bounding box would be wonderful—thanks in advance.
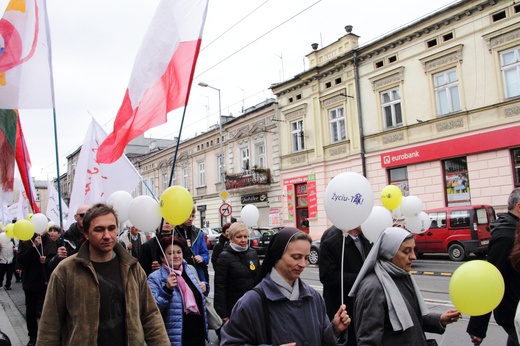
[214,222,259,324]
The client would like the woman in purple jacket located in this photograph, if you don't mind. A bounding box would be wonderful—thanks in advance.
[220,227,350,345]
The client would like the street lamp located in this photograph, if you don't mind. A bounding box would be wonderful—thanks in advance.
[198,82,225,190]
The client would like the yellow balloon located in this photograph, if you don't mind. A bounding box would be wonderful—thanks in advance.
[4,224,14,238]
[160,186,194,226]
[449,260,504,316]
[25,213,34,221]
[380,185,403,211]
[13,220,35,241]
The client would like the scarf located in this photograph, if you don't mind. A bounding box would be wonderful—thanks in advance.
[270,268,300,301]
[375,260,428,331]
[163,263,199,315]
[229,242,248,252]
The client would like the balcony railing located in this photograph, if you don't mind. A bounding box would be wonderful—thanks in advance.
[225,168,271,190]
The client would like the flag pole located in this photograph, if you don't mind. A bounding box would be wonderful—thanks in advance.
[43,0,64,228]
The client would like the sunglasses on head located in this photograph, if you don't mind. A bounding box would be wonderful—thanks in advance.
[77,213,85,218]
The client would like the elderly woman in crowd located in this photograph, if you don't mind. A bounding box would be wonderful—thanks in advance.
[214,222,260,324]
[147,236,208,346]
[221,227,350,345]
[349,227,461,346]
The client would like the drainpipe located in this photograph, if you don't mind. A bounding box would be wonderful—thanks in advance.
[353,50,367,177]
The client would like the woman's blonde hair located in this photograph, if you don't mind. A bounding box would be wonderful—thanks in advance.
[228,222,249,240]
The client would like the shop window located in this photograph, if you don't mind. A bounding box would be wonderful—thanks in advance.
[444,157,470,206]
[388,167,409,197]
[512,148,520,187]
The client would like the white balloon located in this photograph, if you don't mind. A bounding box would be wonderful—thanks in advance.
[324,172,374,231]
[405,212,431,234]
[400,196,423,218]
[241,205,259,228]
[31,213,49,235]
[0,233,10,245]
[107,191,133,222]
[391,205,403,220]
[361,206,394,243]
[128,196,162,232]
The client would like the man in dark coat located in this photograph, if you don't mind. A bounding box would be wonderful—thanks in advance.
[138,221,173,276]
[467,187,520,346]
[62,204,90,255]
[319,225,371,346]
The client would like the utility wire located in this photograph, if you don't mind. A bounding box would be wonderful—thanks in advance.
[195,0,322,78]
[200,0,270,51]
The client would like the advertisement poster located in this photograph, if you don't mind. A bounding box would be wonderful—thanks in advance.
[269,208,282,227]
[287,185,295,220]
[307,177,318,219]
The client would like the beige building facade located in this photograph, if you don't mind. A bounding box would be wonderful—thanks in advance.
[272,0,520,238]
[136,99,283,229]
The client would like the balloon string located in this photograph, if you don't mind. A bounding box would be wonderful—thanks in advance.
[341,235,345,306]
[30,239,42,257]
[155,234,173,273]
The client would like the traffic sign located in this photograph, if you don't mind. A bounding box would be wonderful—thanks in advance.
[219,203,232,217]
[219,190,230,201]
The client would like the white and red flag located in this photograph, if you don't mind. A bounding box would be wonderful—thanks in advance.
[0,0,54,109]
[67,118,142,226]
[96,0,209,164]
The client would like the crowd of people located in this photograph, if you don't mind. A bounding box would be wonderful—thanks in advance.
[1,187,519,345]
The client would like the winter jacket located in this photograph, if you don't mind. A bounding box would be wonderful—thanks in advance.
[174,225,209,282]
[467,212,520,338]
[354,272,444,345]
[220,273,346,345]
[36,242,169,345]
[118,230,147,258]
[214,244,259,318]
[62,222,83,255]
[17,236,49,292]
[147,261,208,345]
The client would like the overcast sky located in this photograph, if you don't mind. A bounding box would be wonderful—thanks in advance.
[1,0,458,180]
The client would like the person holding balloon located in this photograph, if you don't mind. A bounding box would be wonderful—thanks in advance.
[468,187,520,346]
[17,233,50,346]
[139,221,174,276]
[147,236,209,345]
[349,227,461,346]
[220,228,351,345]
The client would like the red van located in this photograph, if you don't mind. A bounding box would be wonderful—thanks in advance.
[414,205,496,261]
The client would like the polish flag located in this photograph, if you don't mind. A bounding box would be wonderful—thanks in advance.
[96,0,209,164]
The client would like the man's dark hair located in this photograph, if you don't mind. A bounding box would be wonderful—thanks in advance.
[82,203,118,233]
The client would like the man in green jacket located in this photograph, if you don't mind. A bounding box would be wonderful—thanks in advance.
[37,203,169,346]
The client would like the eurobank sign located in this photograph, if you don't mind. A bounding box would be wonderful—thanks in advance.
[380,126,520,168]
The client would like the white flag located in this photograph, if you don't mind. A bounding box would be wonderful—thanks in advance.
[66,119,142,226]
[46,180,68,225]
[7,181,30,221]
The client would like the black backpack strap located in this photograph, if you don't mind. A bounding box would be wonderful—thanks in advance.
[253,287,271,343]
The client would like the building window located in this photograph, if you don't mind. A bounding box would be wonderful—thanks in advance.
[444,157,470,207]
[254,142,266,168]
[198,161,205,187]
[388,167,409,197]
[182,166,189,189]
[241,147,250,171]
[217,154,224,183]
[512,148,520,188]
[329,106,346,143]
[291,119,305,152]
[500,46,520,98]
[162,173,168,191]
[381,88,403,129]
[434,68,461,116]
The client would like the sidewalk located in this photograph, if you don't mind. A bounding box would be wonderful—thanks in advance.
[0,286,29,346]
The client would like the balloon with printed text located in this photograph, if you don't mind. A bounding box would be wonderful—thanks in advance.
[380,185,403,211]
[324,172,374,231]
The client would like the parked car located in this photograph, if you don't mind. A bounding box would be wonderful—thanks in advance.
[414,205,496,261]
[201,227,221,249]
[249,229,272,256]
[309,239,321,265]
[251,227,284,235]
